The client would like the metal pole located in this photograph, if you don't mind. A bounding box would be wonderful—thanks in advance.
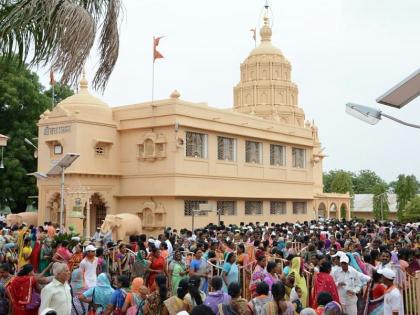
[218,209,221,226]
[381,113,420,129]
[380,194,383,220]
[60,166,65,233]
[192,211,194,233]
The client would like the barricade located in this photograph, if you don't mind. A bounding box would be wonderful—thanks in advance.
[404,271,420,315]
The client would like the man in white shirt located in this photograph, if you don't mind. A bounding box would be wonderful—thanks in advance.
[39,262,72,315]
[333,255,362,315]
[379,268,404,315]
[79,244,98,288]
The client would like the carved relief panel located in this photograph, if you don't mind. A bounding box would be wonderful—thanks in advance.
[137,132,166,161]
[138,200,166,230]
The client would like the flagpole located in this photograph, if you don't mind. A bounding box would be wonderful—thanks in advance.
[152,60,155,103]
[51,83,55,109]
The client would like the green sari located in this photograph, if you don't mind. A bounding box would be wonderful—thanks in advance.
[39,245,52,274]
[171,260,187,294]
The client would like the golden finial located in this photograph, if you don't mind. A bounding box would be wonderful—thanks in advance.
[80,69,88,91]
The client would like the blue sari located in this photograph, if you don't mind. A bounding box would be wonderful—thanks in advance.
[222,261,239,292]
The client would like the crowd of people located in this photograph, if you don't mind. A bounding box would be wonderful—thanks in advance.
[0,218,418,315]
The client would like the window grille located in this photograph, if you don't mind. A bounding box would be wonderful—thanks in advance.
[217,137,236,161]
[292,148,306,168]
[293,202,307,214]
[186,132,207,158]
[54,144,63,155]
[245,141,262,164]
[217,201,236,216]
[245,201,263,215]
[270,201,286,215]
[95,145,105,156]
[184,200,208,216]
[270,144,285,166]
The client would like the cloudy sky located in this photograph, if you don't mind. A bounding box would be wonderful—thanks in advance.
[38,0,420,182]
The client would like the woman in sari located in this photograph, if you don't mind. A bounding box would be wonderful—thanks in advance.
[117,243,133,276]
[143,274,168,315]
[163,278,189,315]
[311,261,339,308]
[367,271,385,315]
[189,248,208,293]
[6,264,40,315]
[147,246,166,291]
[70,268,88,315]
[236,244,249,268]
[39,238,53,274]
[249,255,266,297]
[171,250,187,294]
[289,257,308,308]
[80,273,114,314]
[248,282,272,315]
[263,261,280,291]
[29,230,41,272]
[222,252,239,292]
[18,238,32,270]
[122,277,146,315]
[263,282,294,315]
[219,282,250,315]
[68,244,84,271]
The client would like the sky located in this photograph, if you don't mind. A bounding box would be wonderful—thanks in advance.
[37,0,420,182]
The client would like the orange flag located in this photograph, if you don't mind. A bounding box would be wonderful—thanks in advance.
[49,70,55,85]
[153,36,164,62]
[250,28,256,41]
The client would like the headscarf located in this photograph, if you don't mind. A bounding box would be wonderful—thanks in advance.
[94,273,115,307]
[324,301,342,314]
[290,257,308,308]
[70,269,85,295]
[136,249,147,266]
[300,308,317,315]
[131,277,144,294]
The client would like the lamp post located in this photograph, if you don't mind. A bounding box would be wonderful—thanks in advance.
[191,204,213,232]
[345,103,420,129]
[0,134,9,169]
[47,153,80,233]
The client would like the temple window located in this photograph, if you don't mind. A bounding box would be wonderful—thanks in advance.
[245,201,263,215]
[270,144,285,166]
[217,136,236,161]
[137,133,166,161]
[186,131,207,159]
[292,147,306,168]
[245,141,262,164]
[217,201,236,216]
[270,201,286,215]
[184,200,208,216]
[293,201,307,214]
[94,140,112,158]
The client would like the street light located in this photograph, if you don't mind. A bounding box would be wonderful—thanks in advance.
[47,153,80,232]
[346,103,420,129]
[376,68,420,108]
[24,138,38,158]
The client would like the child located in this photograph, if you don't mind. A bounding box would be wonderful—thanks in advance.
[290,285,303,313]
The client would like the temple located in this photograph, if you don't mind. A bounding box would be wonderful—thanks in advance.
[35,17,350,236]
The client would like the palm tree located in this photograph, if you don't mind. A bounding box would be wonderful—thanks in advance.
[0,0,122,90]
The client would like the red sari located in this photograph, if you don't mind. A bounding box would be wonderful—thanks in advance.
[311,272,340,308]
[7,275,38,315]
[147,255,165,291]
[29,241,41,272]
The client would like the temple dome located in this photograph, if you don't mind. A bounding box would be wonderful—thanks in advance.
[233,16,305,126]
[56,73,113,122]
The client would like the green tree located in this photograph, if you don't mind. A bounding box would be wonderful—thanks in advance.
[372,182,389,220]
[0,56,73,211]
[0,0,122,90]
[353,170,386,194]
[323,170,355,193]
[330,171,354,194]
[403,196,420,222]
[394,174,419,220]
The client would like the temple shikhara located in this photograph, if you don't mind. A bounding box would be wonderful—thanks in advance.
[35,16,350,236]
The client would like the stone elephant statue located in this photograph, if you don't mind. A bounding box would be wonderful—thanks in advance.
[6,212,38,227]
[100,213,142,241]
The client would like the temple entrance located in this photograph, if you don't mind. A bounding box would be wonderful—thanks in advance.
[46,193,66,225]
[329,203,337,218]
[318,202,327,218]
[89,193,108,235]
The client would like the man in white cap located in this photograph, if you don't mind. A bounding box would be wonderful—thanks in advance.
[378,268,404,315]
[332,254,362,315]
[79,244,98,288]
